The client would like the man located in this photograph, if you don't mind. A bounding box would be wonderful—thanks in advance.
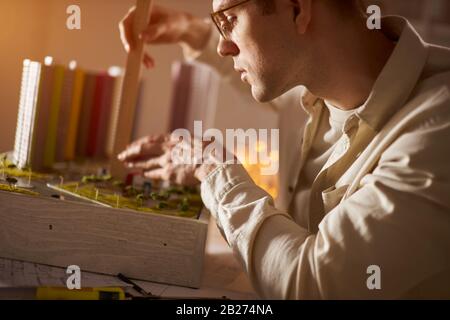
[118,0,450,299]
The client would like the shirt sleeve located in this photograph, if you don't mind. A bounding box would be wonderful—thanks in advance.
[200,103,450,299]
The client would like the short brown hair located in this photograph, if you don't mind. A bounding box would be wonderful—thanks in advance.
[330,0,367,18]
[257,0,365,17]
[257,0,277,15]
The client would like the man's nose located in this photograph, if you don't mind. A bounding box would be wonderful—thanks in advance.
[217,37,240,57]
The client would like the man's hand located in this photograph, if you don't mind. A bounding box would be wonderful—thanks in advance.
[118,133,237,186]
[117,134,201,186]
[117,134,194,186]
[119,4,211,69]
[117,134,171,162]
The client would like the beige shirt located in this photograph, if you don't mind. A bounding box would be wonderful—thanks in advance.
[189,16,450,299]
[291,102,360,227]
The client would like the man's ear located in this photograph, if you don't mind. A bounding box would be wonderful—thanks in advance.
[290,0,312,34]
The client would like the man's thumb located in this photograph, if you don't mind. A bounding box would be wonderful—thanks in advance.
[140,25,166,42]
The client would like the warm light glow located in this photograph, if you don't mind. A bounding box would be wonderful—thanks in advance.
[269,150,279,162]
[68,60,77,70]
[255,141,266,153]
[108,66,123,77]
[238,140,279,199]
[44,56,53,66]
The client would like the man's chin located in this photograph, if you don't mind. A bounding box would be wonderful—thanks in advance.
[251,86,278,103]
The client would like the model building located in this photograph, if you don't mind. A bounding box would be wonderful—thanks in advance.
[12,57,124,171]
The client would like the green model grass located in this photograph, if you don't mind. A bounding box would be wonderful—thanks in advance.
[59,181,202,219]
[0,155,48,180]
[0,183,39,196]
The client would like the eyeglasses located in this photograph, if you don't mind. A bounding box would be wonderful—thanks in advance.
[210,0,254,41]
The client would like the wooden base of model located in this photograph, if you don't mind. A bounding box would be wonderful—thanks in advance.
[0,190,209,288]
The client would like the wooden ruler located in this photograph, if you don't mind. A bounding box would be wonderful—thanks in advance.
[110,0,153,179]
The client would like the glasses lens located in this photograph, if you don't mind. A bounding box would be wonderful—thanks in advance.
[212,13,229,40]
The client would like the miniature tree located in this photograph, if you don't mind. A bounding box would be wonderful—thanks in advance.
[157,201,168,210]
[136,193,145,207]
[101,174,112,182]
[159,191,170,200]
[167,186,183,195]
[1,154,6,168]
[150,192,159,201]
[112,180,125,192]
[0,154,6,179]
[124,185,139,197]
[81,175,92,184]
[150,191,169,201]
[182,186,197,194]
[82,175,101,184]
[6,176,18,191]
[179,197,190,212]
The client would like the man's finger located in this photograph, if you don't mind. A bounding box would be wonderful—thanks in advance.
[118,143,159,162]
[143,168,168,181]
[119,24,130,52]
[119,8,136,52]
[127,134,167,148]
[119,135,168,161]
[140,24,168,43]
[143,53,155,69]
[125,156,163,170]
[118,144,141,161]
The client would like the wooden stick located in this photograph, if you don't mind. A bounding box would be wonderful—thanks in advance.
[27,169,32,186]
[115,193,120,208]
[110,0,154,180]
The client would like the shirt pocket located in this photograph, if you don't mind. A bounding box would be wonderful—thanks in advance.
[322,184,349,214]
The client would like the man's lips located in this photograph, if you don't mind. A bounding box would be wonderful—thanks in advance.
[235,68,248,82]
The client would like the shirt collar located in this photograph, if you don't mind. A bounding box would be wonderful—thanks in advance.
[300,88,319,114]
[300,16,429,132]
[357,16,429,131]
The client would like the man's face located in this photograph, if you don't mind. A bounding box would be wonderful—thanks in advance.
[212,0,309,103]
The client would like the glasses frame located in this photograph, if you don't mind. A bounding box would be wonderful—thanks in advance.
[210,0,254,40]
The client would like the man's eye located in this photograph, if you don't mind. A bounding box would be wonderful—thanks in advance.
[220,22,231,34]
[220,16,237,34]
[226,16,237,26]
[220,20,230,32]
